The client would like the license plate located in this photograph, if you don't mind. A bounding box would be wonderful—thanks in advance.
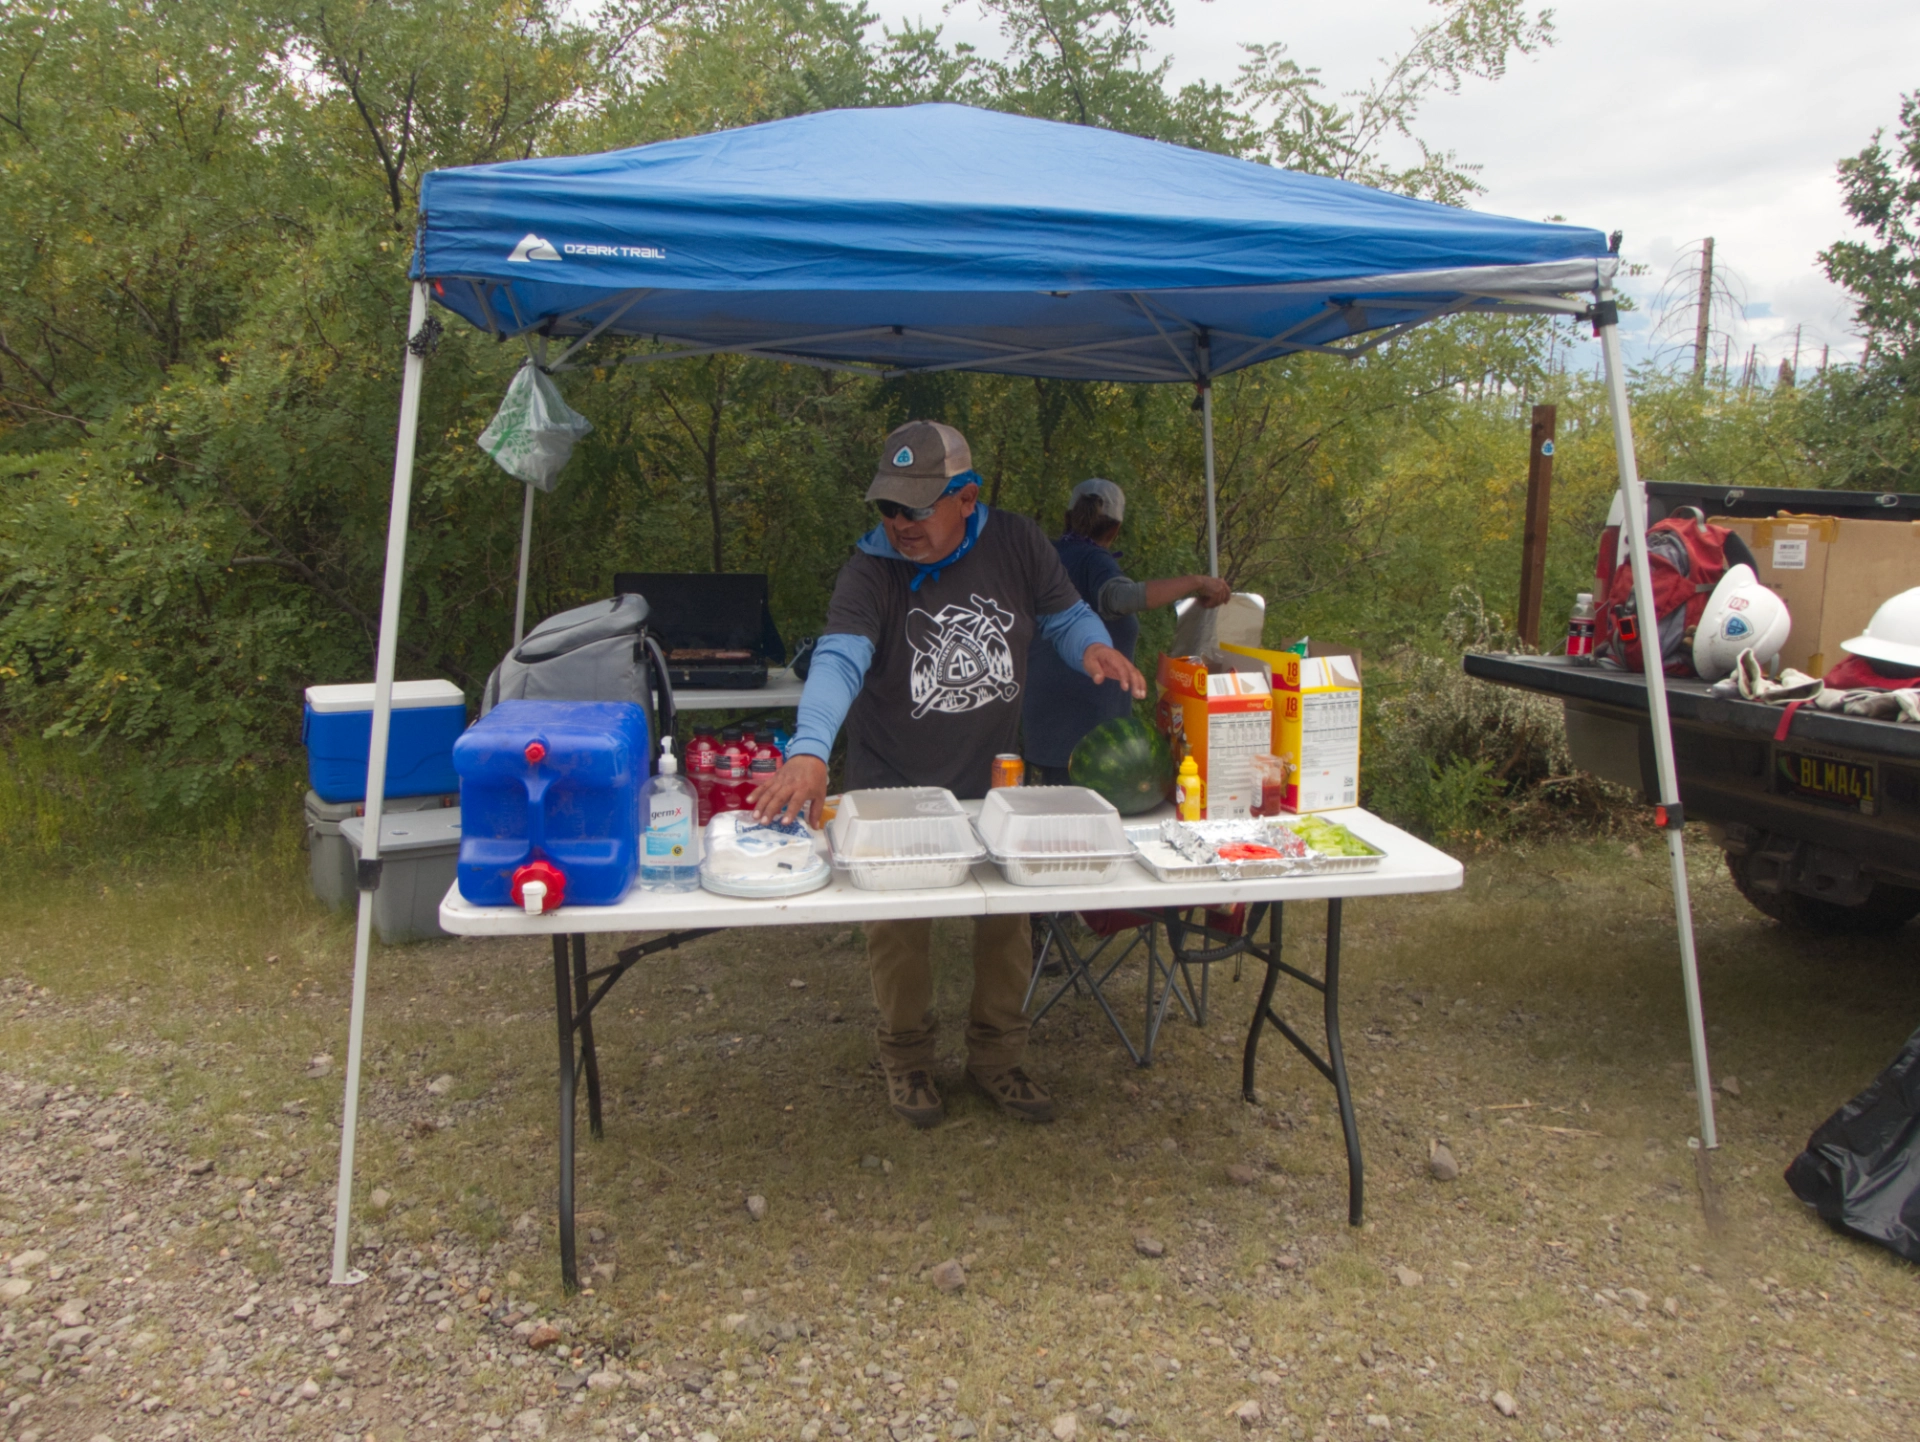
[1775,750,1877,813]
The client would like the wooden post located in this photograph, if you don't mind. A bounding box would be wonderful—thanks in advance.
[1516,403,1557,647]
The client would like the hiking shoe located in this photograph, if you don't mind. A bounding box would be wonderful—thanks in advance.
[886,1068,944,1129]
[970,1064,1055,1122]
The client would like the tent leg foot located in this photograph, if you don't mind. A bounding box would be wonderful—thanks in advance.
[1692,1138,1725,1234]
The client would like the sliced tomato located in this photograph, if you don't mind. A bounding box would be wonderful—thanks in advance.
[1216,842,1282,861]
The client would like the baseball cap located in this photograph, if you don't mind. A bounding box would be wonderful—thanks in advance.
[1069,477,1125,523]
[867,421,975,508]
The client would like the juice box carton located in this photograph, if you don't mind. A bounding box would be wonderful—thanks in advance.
[1154,654,1273,819]
[1221,643,1363,813]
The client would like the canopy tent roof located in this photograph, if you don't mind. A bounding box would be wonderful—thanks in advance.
[415,104,1616,382]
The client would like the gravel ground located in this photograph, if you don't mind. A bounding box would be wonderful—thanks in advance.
[6,837,1920,1442]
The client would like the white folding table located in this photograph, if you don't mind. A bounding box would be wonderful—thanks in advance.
[439,806,1461,1290]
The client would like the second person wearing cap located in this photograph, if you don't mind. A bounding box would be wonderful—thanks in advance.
[1023,478,1231,783]
[752,421,1146,1129]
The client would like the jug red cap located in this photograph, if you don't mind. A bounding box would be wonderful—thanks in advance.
[510,859,566,913]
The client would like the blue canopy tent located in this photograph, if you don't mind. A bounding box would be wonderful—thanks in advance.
[329,104,1715,1281]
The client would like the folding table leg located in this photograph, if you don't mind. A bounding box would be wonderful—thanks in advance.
[552,935,580,1294]
[1239,901,1364,1227]
[1241,903,1283,1100]
[572,934,604,1140]
[1322,900,1364,1226]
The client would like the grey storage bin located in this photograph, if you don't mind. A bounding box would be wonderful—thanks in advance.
[305,789,455,911]
[338,810,463,944]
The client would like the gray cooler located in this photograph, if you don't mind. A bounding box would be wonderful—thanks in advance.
[305,789,455,910]
[337,809,463,944]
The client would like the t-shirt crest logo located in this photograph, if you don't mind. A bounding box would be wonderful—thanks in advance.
[893,446,914,467]
[905,594,1019,719]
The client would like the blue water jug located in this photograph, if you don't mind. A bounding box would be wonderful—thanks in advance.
[452,700,649,912]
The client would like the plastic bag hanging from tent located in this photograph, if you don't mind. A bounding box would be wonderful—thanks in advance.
[477,362,592,491]
[1786,1025,1920,1262]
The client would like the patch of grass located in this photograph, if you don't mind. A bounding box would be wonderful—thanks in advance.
[0,730,305,879]
[6,822,1920,1438]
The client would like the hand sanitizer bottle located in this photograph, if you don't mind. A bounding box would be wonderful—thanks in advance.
[640,738,701,892]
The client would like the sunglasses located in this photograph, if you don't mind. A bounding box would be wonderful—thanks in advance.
[874,497,944,522]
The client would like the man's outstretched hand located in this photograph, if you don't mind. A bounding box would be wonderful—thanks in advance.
[1082,643,1148,699]
[751,753,830,827]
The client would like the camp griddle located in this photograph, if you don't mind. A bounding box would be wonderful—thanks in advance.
[612,572,786,690]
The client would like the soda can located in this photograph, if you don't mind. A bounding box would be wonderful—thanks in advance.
[991,754,1025,788]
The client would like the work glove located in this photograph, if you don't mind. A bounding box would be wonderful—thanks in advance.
[1708,649,1822,703]
[1811,687,1920,722]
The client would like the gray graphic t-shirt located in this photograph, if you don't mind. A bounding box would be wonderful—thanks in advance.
[823,510,1082,798]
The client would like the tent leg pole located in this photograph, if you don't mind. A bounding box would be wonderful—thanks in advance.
[331,280,433,1286]
[1596,285,1718,1153]
[1202,382,1219,578]
[514,482,535,647]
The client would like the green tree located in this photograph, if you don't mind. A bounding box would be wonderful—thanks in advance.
[1809,90,1920,490]
[0,0,1579,808]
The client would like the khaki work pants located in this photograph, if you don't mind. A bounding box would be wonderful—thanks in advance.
[864,913,1032,1074]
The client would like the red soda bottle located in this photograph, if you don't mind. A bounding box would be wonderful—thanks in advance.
[688,725,717,773]
[1566,591,1597,666]
[691,744,717,826]
[747,754,777,812]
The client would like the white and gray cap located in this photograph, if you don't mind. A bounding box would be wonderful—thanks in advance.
[1069,476,1125,523]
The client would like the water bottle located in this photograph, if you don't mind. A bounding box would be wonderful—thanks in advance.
[1566,591,1598,666]
[639,739,701,892]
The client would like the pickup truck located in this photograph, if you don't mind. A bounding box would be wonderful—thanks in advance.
[1466,481,1920,933]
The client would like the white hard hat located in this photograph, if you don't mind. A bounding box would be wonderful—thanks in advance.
[1069,477,1125,523]
[1693,564,1791,682]
[1841,586,1920,668]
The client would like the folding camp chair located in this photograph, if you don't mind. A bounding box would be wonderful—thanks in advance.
[1025,909,1202,1066]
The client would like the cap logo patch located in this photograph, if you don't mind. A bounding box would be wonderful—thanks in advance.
[893,447,914,467]
[1725,615,1751,638]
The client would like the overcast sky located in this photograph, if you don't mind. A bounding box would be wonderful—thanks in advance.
[870,0,1920,376]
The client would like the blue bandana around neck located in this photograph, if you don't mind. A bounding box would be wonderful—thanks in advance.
[857,470,987,590]
[910,499,985,590]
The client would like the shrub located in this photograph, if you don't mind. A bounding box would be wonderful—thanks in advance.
[1365,588,1634,841]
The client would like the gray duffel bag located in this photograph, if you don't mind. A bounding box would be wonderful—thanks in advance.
[481,595,677,748]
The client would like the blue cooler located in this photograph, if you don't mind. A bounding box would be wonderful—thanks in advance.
[453,700,648,911]
[303,680,468,804]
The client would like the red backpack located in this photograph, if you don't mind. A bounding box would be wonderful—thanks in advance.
[1594,507,1744,676]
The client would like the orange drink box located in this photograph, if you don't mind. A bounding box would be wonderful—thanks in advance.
[1154,654,1273,819]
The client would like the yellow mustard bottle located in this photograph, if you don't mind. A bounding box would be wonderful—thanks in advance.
[1177,755,1205,821]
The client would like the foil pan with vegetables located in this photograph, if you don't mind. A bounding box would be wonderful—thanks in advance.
[1125,816,1384,882]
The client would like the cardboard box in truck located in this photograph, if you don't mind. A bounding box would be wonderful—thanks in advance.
[1712,515,1920,678]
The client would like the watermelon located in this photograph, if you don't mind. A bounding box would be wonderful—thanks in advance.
[1068,717,1174,815]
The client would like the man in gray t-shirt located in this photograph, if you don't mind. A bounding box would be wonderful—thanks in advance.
[753,420,1145,1129]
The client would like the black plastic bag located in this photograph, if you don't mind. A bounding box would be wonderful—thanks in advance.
[1786,1025,1920,1262]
